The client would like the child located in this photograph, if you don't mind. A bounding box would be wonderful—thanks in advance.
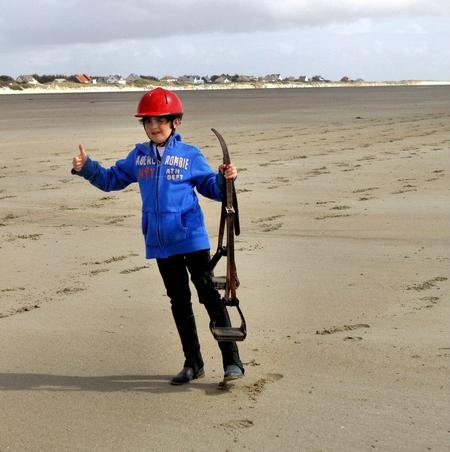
[72,87,244,384]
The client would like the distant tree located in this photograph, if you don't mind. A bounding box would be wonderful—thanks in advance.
[210,75,219,82]
[0,75,14,83]
[0,75,15,87]
[32,74,68,83]
[32,73,45,83]
[231,74,240,82]
[140,75,159,81]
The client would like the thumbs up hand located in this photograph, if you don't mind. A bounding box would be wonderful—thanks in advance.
[72,144,88,172]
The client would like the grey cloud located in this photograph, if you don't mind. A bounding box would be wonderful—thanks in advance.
[0,0,448,48]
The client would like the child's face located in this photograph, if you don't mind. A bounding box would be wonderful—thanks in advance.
[143,116,181,145]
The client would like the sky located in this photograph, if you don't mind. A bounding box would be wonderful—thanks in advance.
[0,0,449,81]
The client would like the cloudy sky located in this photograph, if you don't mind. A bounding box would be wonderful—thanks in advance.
[0,0,449,80]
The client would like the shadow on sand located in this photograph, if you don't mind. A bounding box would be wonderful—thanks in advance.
[0,373,229,396]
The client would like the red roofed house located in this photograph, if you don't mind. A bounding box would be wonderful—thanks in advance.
[75,74,92,84]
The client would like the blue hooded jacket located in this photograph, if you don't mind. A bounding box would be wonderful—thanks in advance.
[74,133,225,259]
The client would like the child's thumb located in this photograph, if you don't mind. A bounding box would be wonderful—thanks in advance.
[79,144,87,159]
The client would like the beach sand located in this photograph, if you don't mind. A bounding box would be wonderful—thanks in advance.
[0,86,448,451]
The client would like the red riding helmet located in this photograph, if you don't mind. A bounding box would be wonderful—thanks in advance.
[135,87,183,117]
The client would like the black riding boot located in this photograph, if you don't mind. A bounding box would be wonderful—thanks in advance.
[171,304,204,375]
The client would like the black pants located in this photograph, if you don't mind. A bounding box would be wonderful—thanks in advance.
[157,249,243,373]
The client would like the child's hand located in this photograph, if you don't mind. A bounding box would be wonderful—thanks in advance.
[72,144,88,172]
[219,162,237,180]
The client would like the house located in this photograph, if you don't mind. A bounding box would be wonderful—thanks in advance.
[16,75,38,84]
[107,74,126,85]
[263,74,282,82]
[214,75,231,84]
[160,75,177,83]
[126,73,141,84]
[75,74,92,84]
[235,75,257,83]
[298,75,309,82]
[178,75,204,84]
[311,75,330,82]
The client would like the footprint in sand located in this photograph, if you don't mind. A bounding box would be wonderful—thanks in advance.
[59,205,79,211]
[215,418,255,442]
[425,169,445,182]
[288,154,307,161]
[314,213,351,221]
[88,196,119,208]
[0,195,17,200]
[1,303,41,319]
[39,184,60,191]
[242,373,284,402]
[218,372,284,408]
[0,213,19,226]
[105,215,134,225]
[306,166,330,177]
[120,265,149,274]
[391,185,417,195]
[316,324,370,335]
[218,419,254,430]
[352,187,379,194]
[56,287,85,295]
[89,269,110,276]
[8,233,42,242]
[267,176,290,190]
[406,276,447,292]
[414,296,440,310]
[352,186,379,202]
[315,201,335,206]
[236,188,252,194]
[252,215,284,232]
[330,205,351,211]
[82,253,139,266]
[236,241,263,252]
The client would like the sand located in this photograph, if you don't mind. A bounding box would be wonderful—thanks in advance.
[0,86,448,451]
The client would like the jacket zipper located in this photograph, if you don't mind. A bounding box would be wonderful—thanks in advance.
[155,148,163,249]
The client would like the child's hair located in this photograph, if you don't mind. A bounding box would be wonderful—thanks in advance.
[139,114,183,125]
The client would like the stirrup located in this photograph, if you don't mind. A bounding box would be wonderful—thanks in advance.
[211,275,240,291]
[209,128,247,343]
[210,303,247,342]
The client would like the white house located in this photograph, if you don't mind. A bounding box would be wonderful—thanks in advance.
[16,75,39,84]
[263,74,282,82]
[179,75,204,84]
[107,74,126,85]
[160,75,177,83]
[126,73,141,83]
[214,75,231,84]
